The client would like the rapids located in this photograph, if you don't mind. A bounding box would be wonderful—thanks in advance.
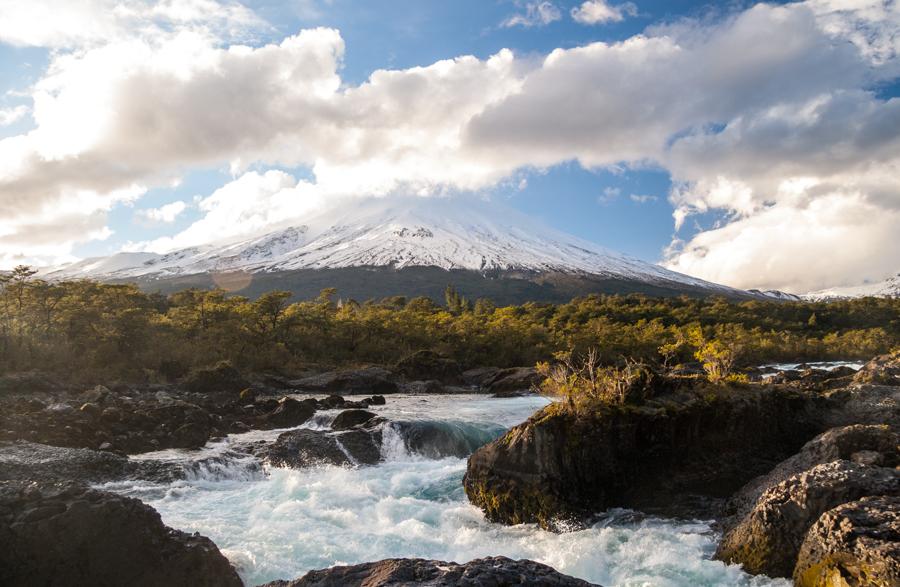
[102,394,790,586]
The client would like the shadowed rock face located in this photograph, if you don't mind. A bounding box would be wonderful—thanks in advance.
[724,424,900,524]
[257,556,600,587]
[794,495,900,587]
[0,481,242,587]
[290,367,399,395]
[464,385,821,527]
[716,461,900,578]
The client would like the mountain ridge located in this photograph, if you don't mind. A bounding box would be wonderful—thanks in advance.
[44,196,757,302]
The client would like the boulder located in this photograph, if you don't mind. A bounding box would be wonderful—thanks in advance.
[290,367,398,395]
[854,351,900,386]
[393,350,462,383]
[484,367,541,396]
[183,361,249,394]
[331,409,377,431]
[465,384,820,527]
[726,424,900,522]
[258,397,316,429]
[0,481,242,587]
[461,367,500,387]
[794,495,900,587]
[262,428,382,468]
[169,422,211,449]
[258,556,598,586]
[716,461,900,578]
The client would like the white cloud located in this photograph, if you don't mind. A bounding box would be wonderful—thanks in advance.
[0,0,897,292]
[571,1,637,25]
[629,194,657,203]
[135,200,187,224]
[0,105,29,127]
[598,186,620,204]
[665,190,900,293]
[0,0,265,49]
[502,2,562,28]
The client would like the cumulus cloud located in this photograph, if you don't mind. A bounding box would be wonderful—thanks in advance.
[629,194,657,204]
[502,2,562,28]
[135,200,187,225]
[571,1,637,25]
[0,0,264,48]
[0,0,897,292]
[0,105,29,127]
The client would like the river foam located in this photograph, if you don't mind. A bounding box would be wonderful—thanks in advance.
[104,394,791,586]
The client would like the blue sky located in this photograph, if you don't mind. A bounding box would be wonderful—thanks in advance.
[0,0,722,262]
[0,0,897,292]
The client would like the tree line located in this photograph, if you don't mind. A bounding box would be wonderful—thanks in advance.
[0,266,897,382]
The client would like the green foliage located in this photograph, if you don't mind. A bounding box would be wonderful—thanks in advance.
[537,349,660,410]
[695,339,738,382]
[0,267,897,381]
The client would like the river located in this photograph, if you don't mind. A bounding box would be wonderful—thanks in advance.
[102,394,790,586]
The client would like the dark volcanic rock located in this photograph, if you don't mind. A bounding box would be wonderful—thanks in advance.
[461,367,500,387]
[331,409,377,430]
[0,481,242,587]
[483,367,541,396]
[794,495,900,587]
[725,424,900,523]
[258,556,598,586]
[464,384,820,527]
[258,397,317,429]
[716,461,900,578]
[822,384,900,430]
[0,442,181,484]
[291,367,399,395]
[394,350,462,383]
[183,360,249,394]
[262,428,382,468]
[853,351,900,386]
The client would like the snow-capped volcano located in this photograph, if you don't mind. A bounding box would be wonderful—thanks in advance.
[802,274,900,301]
[45,196,746,298]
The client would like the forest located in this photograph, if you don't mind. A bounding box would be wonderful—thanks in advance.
[0,265,897,382]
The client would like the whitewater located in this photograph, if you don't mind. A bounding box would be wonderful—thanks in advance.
[101,394,789,587]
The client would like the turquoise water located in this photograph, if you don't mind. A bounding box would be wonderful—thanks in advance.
[105,395,789,587]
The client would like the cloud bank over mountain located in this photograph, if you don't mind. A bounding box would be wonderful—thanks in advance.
[0,0,897,292]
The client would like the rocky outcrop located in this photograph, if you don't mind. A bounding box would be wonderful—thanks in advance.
[464,384,820,526]
[290,367,399,395]
[716,461,899,578]
[258,556,598,586]
[256,397,316,429]
[794,495,900,587]
[330,409,378,430]
[261,428,382,468]
[0,442,181,484]
[483,367,541,396]
[0,377,356,453]
[853,351,900,386]
[725,424,899,522]
[822,384,900,430]
[182,360,250,395]
[0,481,242,587]
[393,350,462,383]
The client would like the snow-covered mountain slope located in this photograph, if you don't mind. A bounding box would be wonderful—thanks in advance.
[45,196,745,296]
[746,289,803,301]
[802,274,900,301]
